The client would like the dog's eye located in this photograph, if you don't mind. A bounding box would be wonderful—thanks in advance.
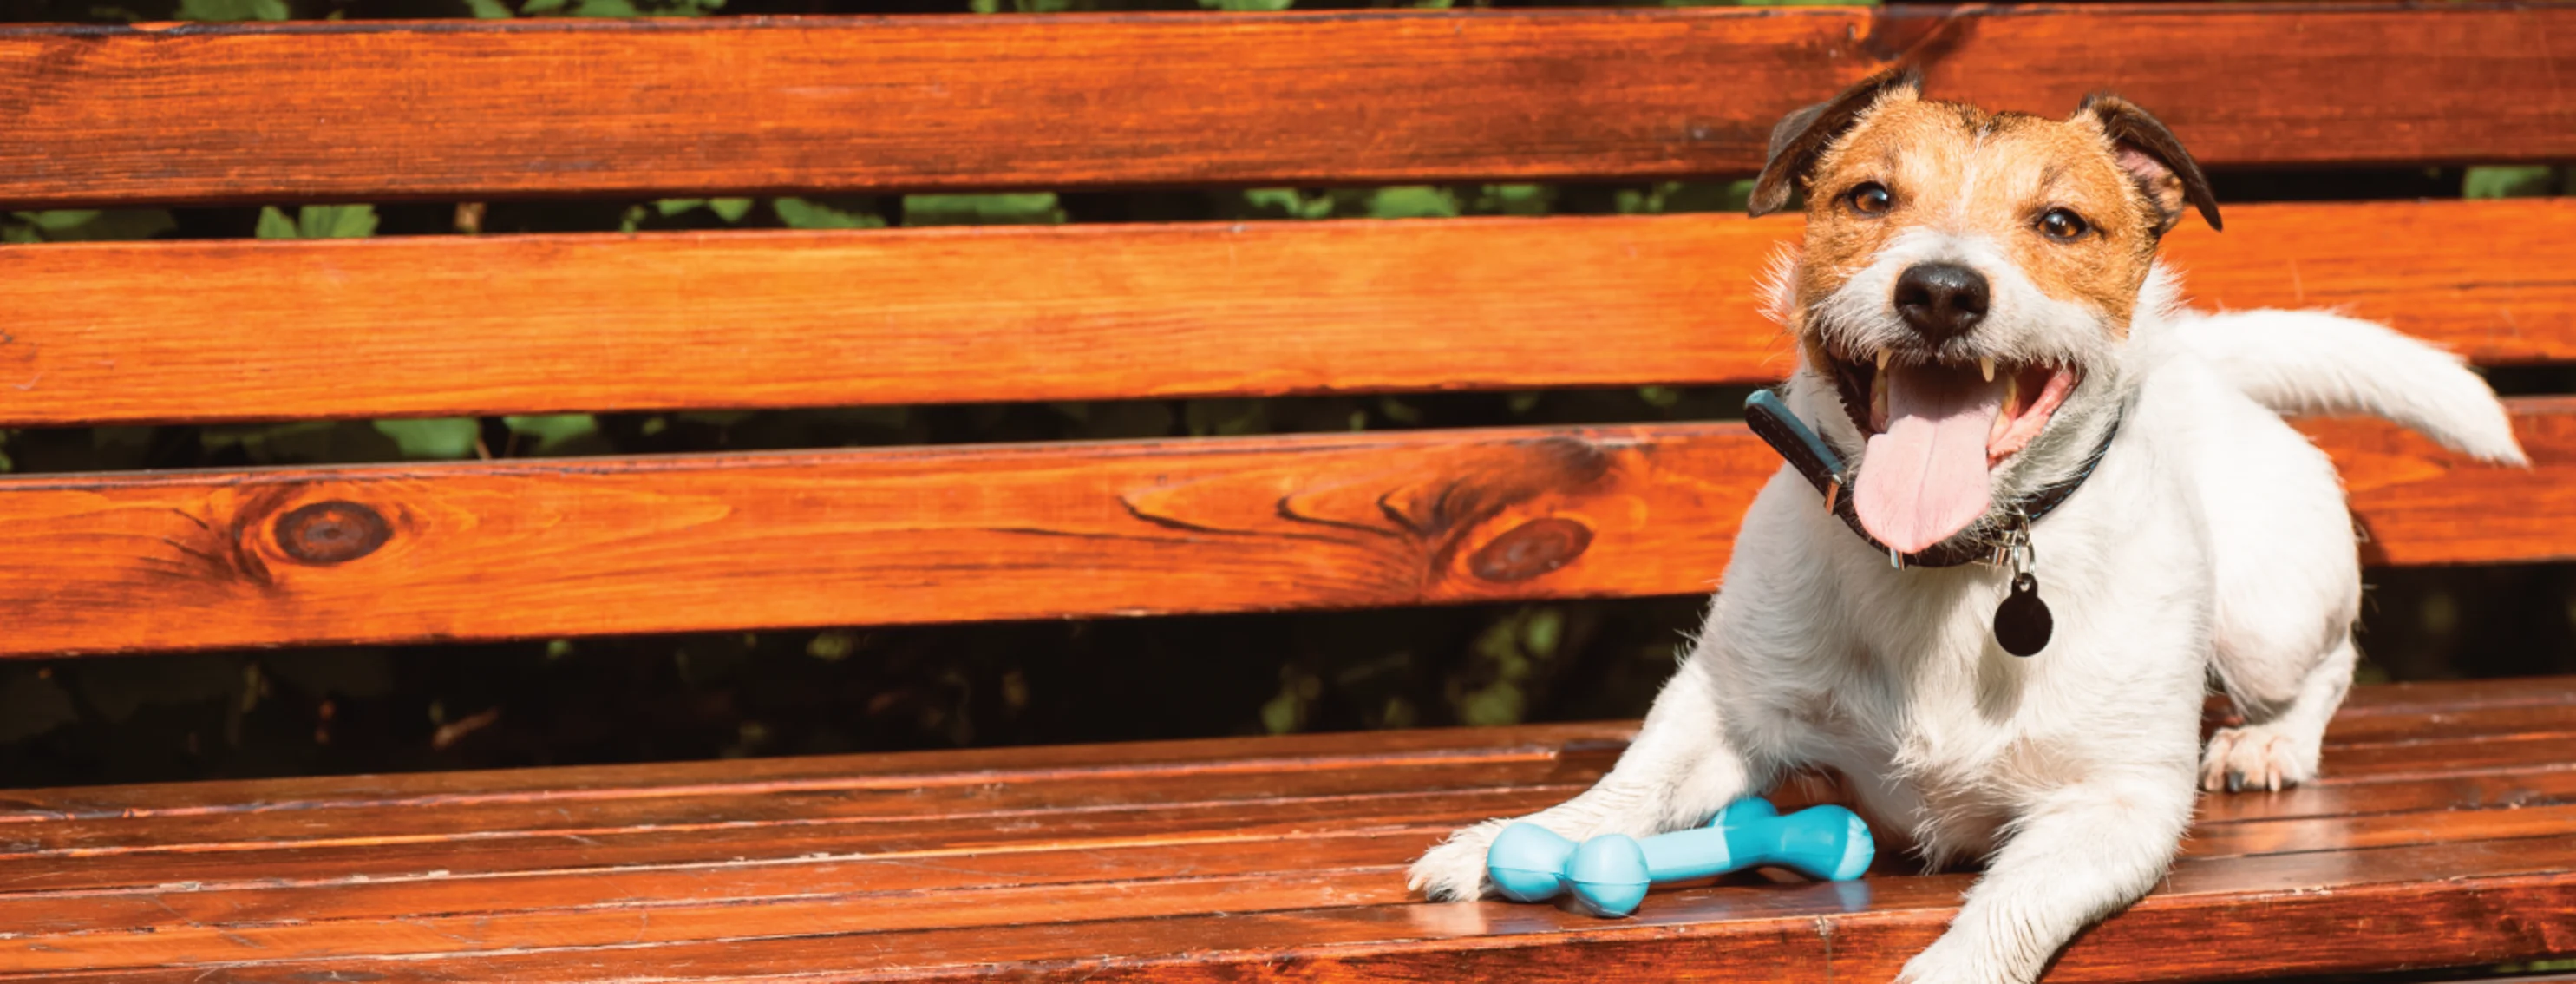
[1846,182,1893,216]
[2037,208,2090,241]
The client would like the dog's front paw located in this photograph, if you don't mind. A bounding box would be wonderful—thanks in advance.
[1896,934,2014,984]
[2200,724,2318,793]
[1408,818,1513,901]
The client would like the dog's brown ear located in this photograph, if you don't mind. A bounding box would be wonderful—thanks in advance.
[1748,67,1922,218]
[2077,93,2222,234]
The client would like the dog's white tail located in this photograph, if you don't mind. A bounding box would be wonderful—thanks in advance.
[2172,309,2527,465]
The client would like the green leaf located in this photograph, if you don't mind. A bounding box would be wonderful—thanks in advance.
[519,0,565,12]
[1198,0,1291,9]
[18,210,100,233]
[706,197,755,223]
[1365,187,1459,220]
[655,198,707,217]
[175,0,287,19]
[298,204,378,239]
[572,0,638,15]
[373,418,481,460]
[10,209,175,242]
[501,414,599,456]
[462,0,513,16]
[1474,184,1552,216]
[900,194,1064,226]
[773,197,886,230]
[256,207,302,239]
[2464,166,2558,200]
[1521,607,1564,659]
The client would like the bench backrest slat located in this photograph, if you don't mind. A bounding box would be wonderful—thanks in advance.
[1,199,2568,426]
[0,400,2563,657]
[2,4,2570,207]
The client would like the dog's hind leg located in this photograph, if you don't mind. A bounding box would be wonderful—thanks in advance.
[2202,631,2354,792]
[1407,654,1764,901]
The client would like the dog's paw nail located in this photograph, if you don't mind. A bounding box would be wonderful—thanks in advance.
[2224,771,2245,793]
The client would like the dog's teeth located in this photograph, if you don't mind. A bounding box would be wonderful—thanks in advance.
[1980,358,1996,383]
[1875,350,1890,371]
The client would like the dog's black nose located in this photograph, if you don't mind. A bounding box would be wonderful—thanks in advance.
[1893,263,1991,341]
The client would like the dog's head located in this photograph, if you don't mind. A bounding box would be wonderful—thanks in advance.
[1750,69,2220,555]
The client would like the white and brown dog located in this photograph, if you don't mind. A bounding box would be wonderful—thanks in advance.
[1409,69,2527,982]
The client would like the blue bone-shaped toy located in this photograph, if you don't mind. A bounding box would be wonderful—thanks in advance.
[1485,797,1873,917]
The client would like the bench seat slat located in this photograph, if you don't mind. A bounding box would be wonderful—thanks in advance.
[3,683,2569,981]
[0,689,2564,892]
[2,3,2571,207]
[13,725,2566,863]
[1,200,2570,424]
[0,400,2567,657]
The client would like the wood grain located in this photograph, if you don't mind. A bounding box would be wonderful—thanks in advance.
[2,3,2571,207]
[3,199,2569,424]
[12,836,2572,981]
[2,687,2573,978]
[0,398,2566,657]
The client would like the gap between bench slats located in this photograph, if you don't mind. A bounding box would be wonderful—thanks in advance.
[0,400,2567,657]
[1,3,2571,207]
[0,678,2550,822]
[1,200,2569,424]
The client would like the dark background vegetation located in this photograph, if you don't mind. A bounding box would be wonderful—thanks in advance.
[0,0,2571,790]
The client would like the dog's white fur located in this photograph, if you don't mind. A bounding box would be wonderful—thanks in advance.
[1409,259,2526,981]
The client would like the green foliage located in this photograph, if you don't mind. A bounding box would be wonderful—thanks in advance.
[373,419,481,459]
[513,0,723,16]
[901,194,1067,226]
[258,205,380,239]
[503,415,605,456]
[1200,0,1291,10]
[175,0,285,20]
[774,197,887,230]
[2465,166,2564,199]
[5,209,175,243]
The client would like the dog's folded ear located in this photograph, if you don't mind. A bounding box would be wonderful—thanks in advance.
[1748,67,1922,218]
[2077,93,2223,235]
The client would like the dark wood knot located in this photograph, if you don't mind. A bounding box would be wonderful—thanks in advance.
[274,501,391,566]
[1468,517,1592,583]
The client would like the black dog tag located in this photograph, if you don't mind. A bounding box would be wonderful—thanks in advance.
[1994,573,2053,657]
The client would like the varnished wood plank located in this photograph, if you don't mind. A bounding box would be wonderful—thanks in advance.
[2313,398,2576,567]
[3,5,2571,207]
[0,397,2568,656]
[23,797,2576,974]
[0,217,1798,424]
[3,200,2569,425]
[0,425,1754,657]
[19,722,2558,862]
[16,835,2573,982]
[0,722,1630,822]
[2,705,2564,899]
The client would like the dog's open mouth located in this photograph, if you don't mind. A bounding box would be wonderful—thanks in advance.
[1825,351,2082,554]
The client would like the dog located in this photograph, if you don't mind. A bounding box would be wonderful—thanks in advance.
[1409,69,2528,983]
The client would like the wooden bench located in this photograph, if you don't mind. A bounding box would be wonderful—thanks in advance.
[2,3,2573,980]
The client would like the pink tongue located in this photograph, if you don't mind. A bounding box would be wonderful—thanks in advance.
[1854,367,2006,554]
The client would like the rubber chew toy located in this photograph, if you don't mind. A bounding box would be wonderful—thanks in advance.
[1485,797,1873,917]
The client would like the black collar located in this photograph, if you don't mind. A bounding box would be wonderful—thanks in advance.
[1743,390,2121,569]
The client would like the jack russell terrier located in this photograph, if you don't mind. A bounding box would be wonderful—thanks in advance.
[1409,69,2527,983]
